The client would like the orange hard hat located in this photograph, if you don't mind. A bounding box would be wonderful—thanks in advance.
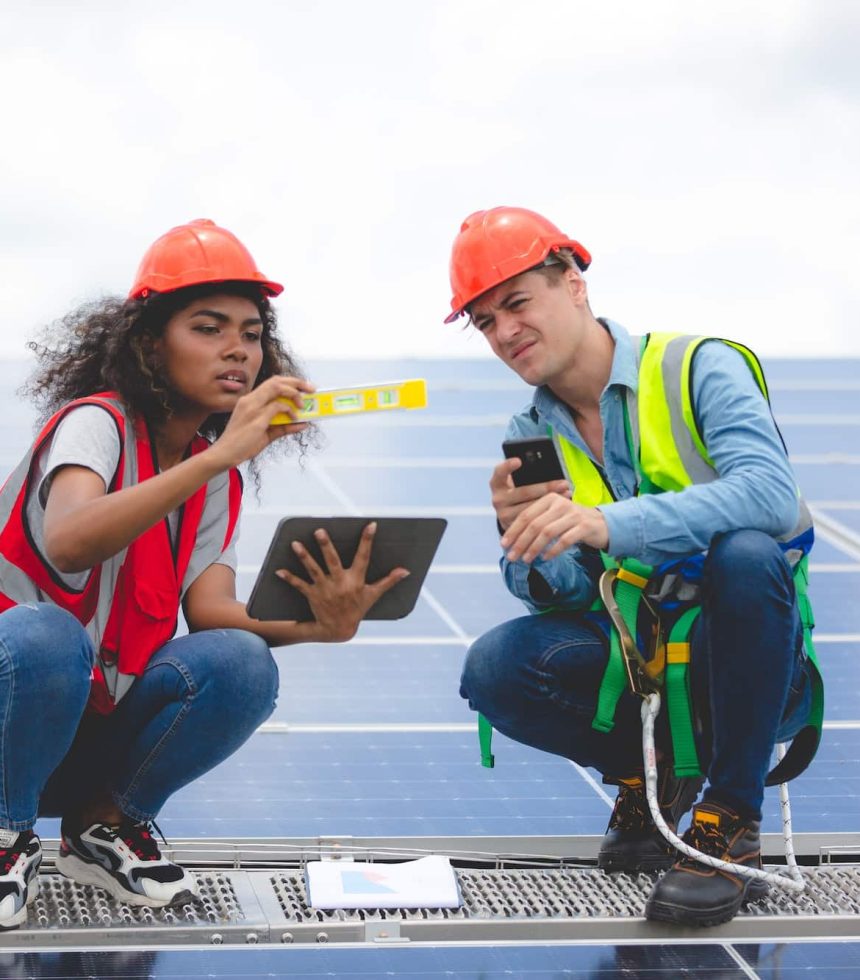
[444,206,591,323]
[128,219,283,300]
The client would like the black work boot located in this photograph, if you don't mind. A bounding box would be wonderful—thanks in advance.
[645,801,768,927]
[598,770,703,873]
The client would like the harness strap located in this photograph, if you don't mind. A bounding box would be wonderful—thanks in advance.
[592,556,653,731]
[479,712,495,769]
[665,606,703,778]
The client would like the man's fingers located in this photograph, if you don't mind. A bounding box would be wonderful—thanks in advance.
[500,495,553,548]
[528,516,582,562]
[505,526,546,563]
[490,457,521,490]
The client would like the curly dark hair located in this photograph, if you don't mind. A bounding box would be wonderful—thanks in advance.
[24,281,317,479]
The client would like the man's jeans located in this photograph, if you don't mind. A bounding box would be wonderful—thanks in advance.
[460,530,814,819]
[0,603,279,830]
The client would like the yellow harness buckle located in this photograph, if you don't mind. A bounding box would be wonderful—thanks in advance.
[616,567,649,589]
[667,642,691,664]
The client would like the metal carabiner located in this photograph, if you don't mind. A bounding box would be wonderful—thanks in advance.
[599,568,654,698]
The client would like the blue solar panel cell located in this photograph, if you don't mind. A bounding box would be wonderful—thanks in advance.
[769,388,860,416]
[807,571,860,632]
[63,724,853,842]
[818,507,860,536]
[0,940,758,979]
[737,941,860,979]
[272,643,471,725]
[793,462,860,500]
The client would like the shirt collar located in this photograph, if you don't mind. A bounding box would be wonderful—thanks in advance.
[530,318,639,423]
[601,318,639,394]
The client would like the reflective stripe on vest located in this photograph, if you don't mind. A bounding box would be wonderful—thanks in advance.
[637,333,813,548]
[0,393,242,714]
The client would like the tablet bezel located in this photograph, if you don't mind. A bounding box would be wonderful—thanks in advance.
[245,516,448,622]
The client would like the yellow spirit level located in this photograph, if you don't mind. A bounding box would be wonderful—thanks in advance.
[270,378,428,424]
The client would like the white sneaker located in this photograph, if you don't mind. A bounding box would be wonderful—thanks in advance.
[56,820,196,908]
[0,829,41,930]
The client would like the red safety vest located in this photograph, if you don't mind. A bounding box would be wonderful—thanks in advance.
[0,393,242,713]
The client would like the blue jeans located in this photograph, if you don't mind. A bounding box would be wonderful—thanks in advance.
[460,530,814,820]
[0,603,279,830]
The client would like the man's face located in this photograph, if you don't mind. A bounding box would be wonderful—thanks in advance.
[469,268,586,386]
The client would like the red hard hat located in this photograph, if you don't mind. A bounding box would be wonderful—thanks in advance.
[444,206,591,323]
[128,219,283,300]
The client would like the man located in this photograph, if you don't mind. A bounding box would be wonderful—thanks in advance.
[447,206,821,927]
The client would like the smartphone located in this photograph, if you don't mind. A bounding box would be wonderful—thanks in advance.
[502,437,565,487]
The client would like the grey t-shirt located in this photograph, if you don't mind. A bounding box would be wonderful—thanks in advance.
[27,405,238,590]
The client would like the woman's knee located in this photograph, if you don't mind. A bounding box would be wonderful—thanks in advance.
[197,630,279,721]
[0,603,94,683]
[229,630,279,699]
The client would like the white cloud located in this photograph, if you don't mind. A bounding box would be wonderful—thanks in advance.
[0,0,857,360]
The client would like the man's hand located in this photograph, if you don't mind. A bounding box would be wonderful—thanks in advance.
[275,522,409,642]
[491,458,570,532]
[500,493,609,563]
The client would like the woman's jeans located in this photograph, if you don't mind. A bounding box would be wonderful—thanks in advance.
[460,530,814,820]
[0,603,279,831]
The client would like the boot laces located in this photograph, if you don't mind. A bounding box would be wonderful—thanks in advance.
[608,781,651,833]
[677,819,730,868]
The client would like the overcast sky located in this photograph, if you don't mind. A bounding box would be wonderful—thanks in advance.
[1,0,858,362]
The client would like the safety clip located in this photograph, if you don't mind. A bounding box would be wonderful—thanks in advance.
[599,567,658,699]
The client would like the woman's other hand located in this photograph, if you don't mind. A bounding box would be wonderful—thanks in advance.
[275,522,410,641]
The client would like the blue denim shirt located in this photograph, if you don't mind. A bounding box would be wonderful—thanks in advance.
[502,320,801,612]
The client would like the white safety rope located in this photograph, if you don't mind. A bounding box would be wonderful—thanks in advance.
[641,692,805,892]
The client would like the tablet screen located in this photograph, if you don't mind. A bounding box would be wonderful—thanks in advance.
[246,517,447,622]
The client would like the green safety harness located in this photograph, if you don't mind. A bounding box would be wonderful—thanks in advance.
[479,333,824,786]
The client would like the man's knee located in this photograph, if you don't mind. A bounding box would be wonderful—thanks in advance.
[705,530,790,607]
[460,620,534,712]
[460,637,503,710]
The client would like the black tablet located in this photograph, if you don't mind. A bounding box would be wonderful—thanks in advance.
[246,517,448,622]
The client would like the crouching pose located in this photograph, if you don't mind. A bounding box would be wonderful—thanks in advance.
[0,220,406,928]
[447,207,822,927]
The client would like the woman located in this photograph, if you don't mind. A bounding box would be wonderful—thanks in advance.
[0,219,406,929]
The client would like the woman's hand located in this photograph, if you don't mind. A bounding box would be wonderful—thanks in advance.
[210,375,316,469]
[275,522,410,642]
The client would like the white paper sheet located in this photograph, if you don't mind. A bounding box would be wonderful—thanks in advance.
[305,855,462,909]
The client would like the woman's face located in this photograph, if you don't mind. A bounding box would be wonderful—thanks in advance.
[154,292,265,418]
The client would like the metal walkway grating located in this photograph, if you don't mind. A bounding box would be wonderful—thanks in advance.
[9,862,860,947]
